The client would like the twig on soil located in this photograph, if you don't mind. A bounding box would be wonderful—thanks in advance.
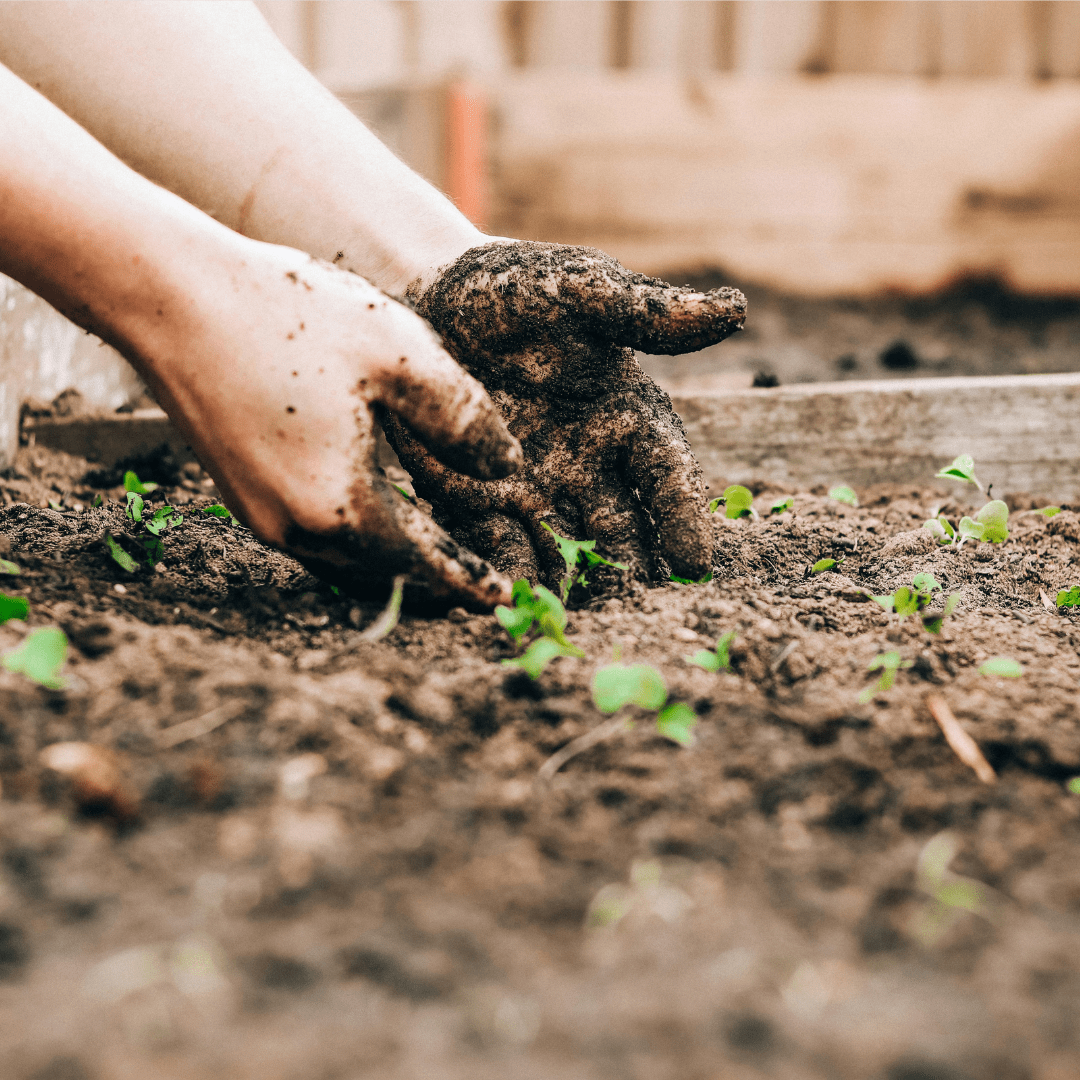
[359,575,405,642]
[536,716,628,784]
[925,694,996,784]
[1040,590,1056,612]
[157,700,248,749]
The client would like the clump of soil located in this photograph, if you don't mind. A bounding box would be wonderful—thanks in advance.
[0,448,1079,1080]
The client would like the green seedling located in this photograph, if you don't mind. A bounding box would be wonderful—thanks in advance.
[1067,777,1080,795]
[391,484,413,500]
[828,485,858,507]
[974,499,1009,543]
[123,494,182,566]
[105,534,139,573]
[913,831,996,945]
[686,630,736,672]
[922,515,956,545]
[542,523,628,602]
[3,626,67,689]
[48,499,61,512]
[769,496,794,514]
[200,504,239,526]
[125,491,144,522]
[870,575,958,633]
[709,485,756,519]
[979,657,1023,678]
[123,470,158,495]
[92,493,103,508]
[811,557,843,574]
[498,579,584,679]
[670,571,713,585]
[0,593,29,624]
[1055,586,1080,608]
[592,659,697,747]
[1037,506,1062,518]
[858,650,913,704]
[935,454,982,491]
[0,558,20,575]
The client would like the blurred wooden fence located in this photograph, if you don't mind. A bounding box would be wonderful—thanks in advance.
[256,1,1080,85]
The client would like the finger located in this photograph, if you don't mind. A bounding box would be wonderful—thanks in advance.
[581,477,654,582]
[370,327,522,481]
[453,512,540,584]
[622,394,714,581]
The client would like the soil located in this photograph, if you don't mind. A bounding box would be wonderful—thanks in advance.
[0,445,1078,1080]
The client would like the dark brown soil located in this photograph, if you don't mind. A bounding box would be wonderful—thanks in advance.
[1,447,1079,1080]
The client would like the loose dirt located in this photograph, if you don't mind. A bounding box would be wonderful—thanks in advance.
[0,447,1079,1080]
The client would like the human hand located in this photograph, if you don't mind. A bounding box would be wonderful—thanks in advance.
[132,241,522,609]
[381,241,746,589]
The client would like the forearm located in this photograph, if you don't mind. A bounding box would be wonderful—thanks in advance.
[0,1,482,294]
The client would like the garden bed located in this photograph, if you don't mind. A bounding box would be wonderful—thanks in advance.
[0,446,1078,1079]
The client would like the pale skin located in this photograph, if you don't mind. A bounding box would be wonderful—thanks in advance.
[0,2,744,606]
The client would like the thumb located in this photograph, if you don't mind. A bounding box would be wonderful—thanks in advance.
[611,278,747,356]
[370,330,521,481]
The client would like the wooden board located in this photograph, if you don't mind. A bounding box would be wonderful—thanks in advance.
[25,374,1080,501]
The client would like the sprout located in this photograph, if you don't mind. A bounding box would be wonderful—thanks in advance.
[0,593,29,624]
[1057,586,1080,608]
[0,558,20,576]
[200,504,240,526]
[828,485,858,507]
[858,650,913,704]
[974,500,1009,543]
[105,535,138,573]
[935,454,982,491]
[123,470,158,495]
[3,627,67,689]
[1037,506,1062,518]
[497,579,584,679]
[685,630,736,672]
[709,485,756,519]
[670,571,713,585]
[542,523,628,602]
[769,496,794,514]
[592,663,667,713]
[811,557,842,574]
[979,657,1023,678]
[655,702,698,748]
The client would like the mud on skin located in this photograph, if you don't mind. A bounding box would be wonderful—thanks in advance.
[2,449,1080,1079]
[383,241,746,591]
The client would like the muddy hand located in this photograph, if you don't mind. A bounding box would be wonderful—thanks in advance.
[382,241,746,587]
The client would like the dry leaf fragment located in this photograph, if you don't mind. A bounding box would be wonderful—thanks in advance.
[39,741,139,819]
[925,695,996,784]
[1040,590,1056,612]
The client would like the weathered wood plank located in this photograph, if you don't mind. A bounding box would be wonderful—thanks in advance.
[670,372,1080,500]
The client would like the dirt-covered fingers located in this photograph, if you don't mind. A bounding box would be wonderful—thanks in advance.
[450,511,539,583]
[368,327,521,481]
[623,406,713,581]
[613,279,747,355]
[580,479,655,582]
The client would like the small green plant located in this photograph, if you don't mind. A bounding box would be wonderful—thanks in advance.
[3,626,67,689]
[685,630,735,672]
[858,650,913,704]
[592,659,698,747]
[670,571,713,585]
[105,534,138,573]
[1067,777,1080,795]
[828,485,858,507]
[0,558,20,575]
[913,831,996,945]
[922,515,956,545]
[200,504,239,526]
[126,495,182,567]
[498,579,584,679]
[769,496,794,514]
[925,500,1009,546]
[92,493,103,508]
[870,574,958,634]
[0,593,29,623]
[709,485,756,519]
[123,470,158,495]
[1056,586,1080,608]
[979,657,1023,678]
[811,557,843,574]
[542,523,628,602]
[1036,506,1062,518]
[935,454,982,491]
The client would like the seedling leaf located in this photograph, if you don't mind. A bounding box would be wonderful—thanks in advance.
[0,558,20,575]
[92,494,103,508]
[656,702,697,747]
[829,485,858,507]
[392,484,412,500]
[495,603,535,644]
[975,500,1009,543]
[541,523,628,601]
[1067,777,1080,795]
[979,657,1023,678]
[3,626,67,689]
[592,663,667,714]
[811,557,842,574]
[0,593,29,623]
[201,504,239,526]
[871,593,895,612]
[1037,506,1062,518]
[721,485,755,519]
[922,593,960,634]
[125,491,144,522]
[957,516,984,542]
[770,496,794,514]
[105,534,138,573]
[1057,586,1080,608]
[123,470,158,495]
[912,573,942,594]
[858,650,912,703]
[686,630,735,672]
[935,454,982,491]
[503,636,579,680]
[708,497,722,513]
[670,571,713,585]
